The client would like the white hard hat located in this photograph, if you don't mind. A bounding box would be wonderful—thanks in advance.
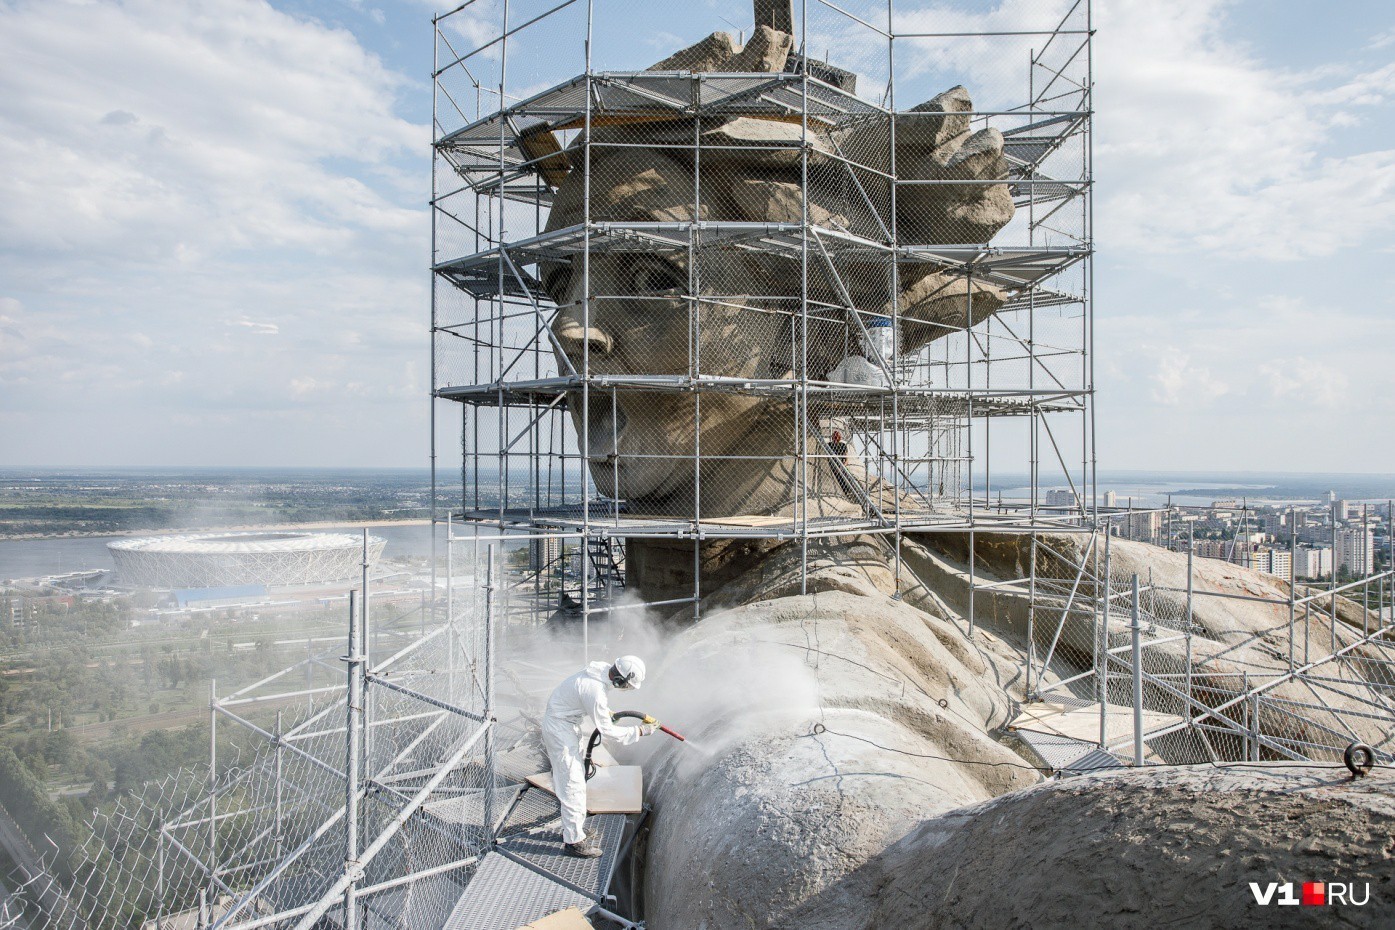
[611,655,646,690]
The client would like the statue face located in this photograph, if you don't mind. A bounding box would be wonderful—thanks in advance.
[539,86,1014,516]
[542,148,802,513]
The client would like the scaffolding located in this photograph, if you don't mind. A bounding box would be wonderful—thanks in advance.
[1016,527,1395,773]
[46,535,648,930]
[431,0,1097,635]
[9,3,1392,928]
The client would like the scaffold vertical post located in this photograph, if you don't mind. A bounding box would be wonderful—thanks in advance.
[1099,528,1111,747]
[483,543,497,846]
[1027,534,1037,700]
[344,588,362,930]
[1251,691,1262,762]
[274,709,284,859]
[208,677,217,896]
[361,528,373,768]
[1288,507,1297,672]
[1186,524,1194,703]
[446,514,454,702]
[1130,573,1143,766]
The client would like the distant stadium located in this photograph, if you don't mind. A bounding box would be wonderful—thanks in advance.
[108,531,386,588]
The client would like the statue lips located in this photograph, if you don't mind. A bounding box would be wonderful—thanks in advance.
[585,400,627,464]
[584,400,636,501]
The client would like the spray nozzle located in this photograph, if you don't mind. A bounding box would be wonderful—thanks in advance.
[613,713,683,741]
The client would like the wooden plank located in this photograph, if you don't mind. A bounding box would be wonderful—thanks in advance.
[1010,699,1184,745]
[515,905,593,929]
[585,765,643,814]
[698,514,792,527]
[525,765,644,814]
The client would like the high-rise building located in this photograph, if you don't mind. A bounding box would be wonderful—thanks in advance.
[1245,548,1291,578]
[1193,539,1228,560]
[1294,547,1333,579]
[1102,490,1117,508]
[1299,524,1331,547]
[1126,510,1162,544]
[1337,527,1375,576]
[528,536,562,574]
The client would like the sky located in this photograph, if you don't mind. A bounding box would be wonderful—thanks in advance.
[1,0,1393,471]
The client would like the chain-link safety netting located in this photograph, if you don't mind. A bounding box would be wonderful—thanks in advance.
[1013,531,1395,772]
[432,0,1094,557]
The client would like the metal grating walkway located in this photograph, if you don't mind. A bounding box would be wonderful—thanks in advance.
[1013,726,1129,776]
[1056,748,1128,775]
[500,812,626,893]
[442,853,594,930]
[443,787,629,930]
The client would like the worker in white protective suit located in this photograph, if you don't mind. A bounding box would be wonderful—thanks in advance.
[542,655,654,857]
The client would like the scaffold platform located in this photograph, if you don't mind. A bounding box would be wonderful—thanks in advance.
[444,787,629,930]
[1009,695,1185,771]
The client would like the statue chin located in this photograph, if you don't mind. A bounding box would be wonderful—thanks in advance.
[587,459,682,509]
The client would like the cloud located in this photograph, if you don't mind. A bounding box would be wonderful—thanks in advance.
[0,0,433,465]
[1150,352,1230,406]
[814,1,1395,261]
[228,319,280,336]
[3,0,1391,472]
[0,0,423,267]
[1094,0,1395,260]
[1257,357,1351,408]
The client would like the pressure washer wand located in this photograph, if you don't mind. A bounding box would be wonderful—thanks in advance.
[637,713,685,742]
[585,710,687,780]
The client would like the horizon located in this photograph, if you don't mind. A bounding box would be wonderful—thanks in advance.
[5,465,1395,479]
[1,0,1393,472]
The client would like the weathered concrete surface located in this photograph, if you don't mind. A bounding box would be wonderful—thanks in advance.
[635,539,1041,930]
[629,533,1395,929]
[863,764,1395,929]
[848,84,1016,246]
[541,32,1015,518]
[893,271,1008,356]
[913,533,1395,758]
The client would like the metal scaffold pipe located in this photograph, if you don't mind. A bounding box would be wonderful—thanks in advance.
[344,588,362,930]
[1130,573,1144,767]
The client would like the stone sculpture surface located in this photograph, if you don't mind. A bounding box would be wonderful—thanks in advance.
[525,17,1394,930]
[541,26,1012,520]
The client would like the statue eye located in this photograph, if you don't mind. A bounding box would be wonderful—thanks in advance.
[629,260,684,295]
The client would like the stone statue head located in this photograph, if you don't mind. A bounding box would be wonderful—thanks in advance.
[540,24,1014,518]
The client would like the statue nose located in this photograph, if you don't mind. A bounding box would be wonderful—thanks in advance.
[554,314,613,358]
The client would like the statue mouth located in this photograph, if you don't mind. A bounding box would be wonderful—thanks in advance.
[585,399,628,464]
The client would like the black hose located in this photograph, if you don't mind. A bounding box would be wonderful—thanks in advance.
[585,710,648,780]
